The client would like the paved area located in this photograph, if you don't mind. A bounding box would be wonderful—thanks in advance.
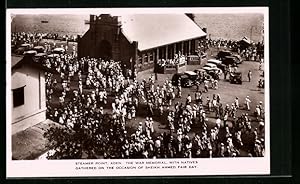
[12,119,59,160]
[125,61,264,142]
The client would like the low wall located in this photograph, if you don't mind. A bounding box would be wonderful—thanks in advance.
[12,108,46,135]
[155,63,187,74]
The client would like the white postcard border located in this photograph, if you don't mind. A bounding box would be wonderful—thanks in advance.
[6,7,270,178]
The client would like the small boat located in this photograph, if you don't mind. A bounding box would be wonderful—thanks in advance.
[41,20,49,23]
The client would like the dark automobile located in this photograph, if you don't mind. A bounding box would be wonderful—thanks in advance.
[194,68,206,74]
[207,59,226,71]
[194,68,207,81]
[223,56,239,66]
[206,70,222,80]
[216,50,232,61]
[229,72,242,84]
[33,53,48,63]
[232,54,243,64]
[172,73,193,87]
[52,47,66,54]
[184,71,198,83]
[15,43,31,55]
[23,50,38,56]
[33,46,45,53]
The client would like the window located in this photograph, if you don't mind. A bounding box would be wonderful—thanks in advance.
[149,53,154,63]
[137,56,142,64]
[13,87,25,107]
[144,55,148,64]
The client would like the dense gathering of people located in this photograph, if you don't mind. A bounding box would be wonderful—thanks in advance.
[9,28,265,159]
[198,38,264,62]
[42,45,265,158]
[157,52,187,67]
[11,31,78,48]
[11,32,43,48]
[11,32,77,50]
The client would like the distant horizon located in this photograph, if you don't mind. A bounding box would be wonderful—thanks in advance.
[11,13,264,42]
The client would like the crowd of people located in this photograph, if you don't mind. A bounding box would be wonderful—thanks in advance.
[42,33,78,42]
[11,32,43,48]
[10,28,265,159]
[43,50,265,159]
[11,32,78,47]
[198,38,264,62]
[157,52,187,68]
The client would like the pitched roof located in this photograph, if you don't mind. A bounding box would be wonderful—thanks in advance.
[120,14,206,51]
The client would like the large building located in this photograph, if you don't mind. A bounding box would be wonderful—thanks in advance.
[78,14,207,71]
[11,55,53,134]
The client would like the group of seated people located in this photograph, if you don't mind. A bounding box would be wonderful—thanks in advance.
[157,53,186,67]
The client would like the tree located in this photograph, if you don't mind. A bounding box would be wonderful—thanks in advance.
[43,113,115,159]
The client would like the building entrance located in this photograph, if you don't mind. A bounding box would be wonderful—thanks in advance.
[97,40,112,60]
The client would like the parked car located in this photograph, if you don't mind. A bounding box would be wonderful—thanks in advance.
[194,68,206,74]
[33,53,47,62]
[194,68,211,81]
[232,54,243,64]
[202,63,222,74]
[172,73,193,87]
[184,71,198,84]
[202,63,223,80]
[52,47,65,54]
[223,56,239,66]
[216,50,232,61]
[23,50,37,56]
[207,59,222,65]
[207,59,226,71]
[203,63,218,70]
[15,43,31,55]
[229,72,242,84]
[33,46,45,53]
[48,53,60,58]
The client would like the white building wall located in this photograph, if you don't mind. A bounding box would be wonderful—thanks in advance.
[40,71,46,110]
[11,65,46,134]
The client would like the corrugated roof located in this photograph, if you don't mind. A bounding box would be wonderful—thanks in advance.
[120,14,206,51]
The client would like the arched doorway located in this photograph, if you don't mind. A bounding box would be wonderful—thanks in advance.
[97,40,112,60]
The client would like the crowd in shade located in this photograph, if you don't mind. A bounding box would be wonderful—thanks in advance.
[43,50,265,159]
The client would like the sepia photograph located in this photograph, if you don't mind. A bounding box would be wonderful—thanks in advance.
[6,7,269,177]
